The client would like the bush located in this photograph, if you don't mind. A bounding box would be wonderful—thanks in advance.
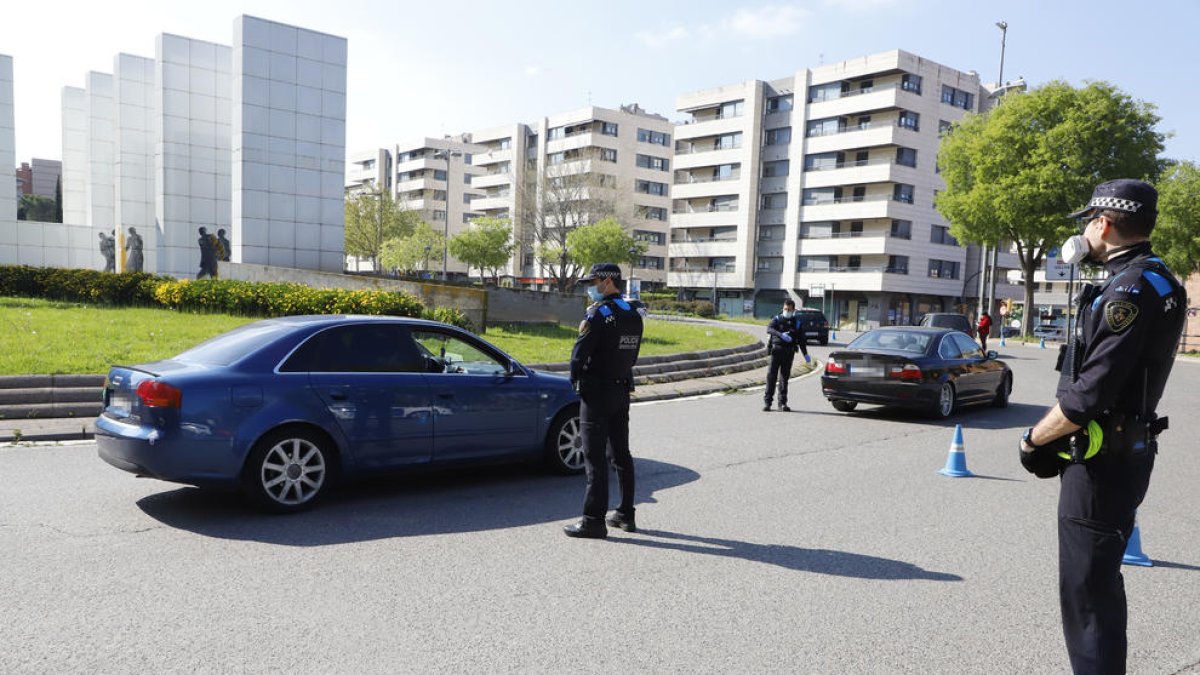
[640,296,715,318]
[423,306,474,332]
[0,266,163,306]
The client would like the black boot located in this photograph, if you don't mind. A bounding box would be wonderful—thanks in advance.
[563,518,607,539]
[605,510,637,533]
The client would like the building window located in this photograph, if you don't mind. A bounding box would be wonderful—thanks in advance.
[635,180,667,196]
[642,206,667,221]
[847,255,862,270]
[798,255,837,272]
[638,256,664,270]
[887,256,909,274]
[766,94,794,112]
[432,210,446,221]
[712,164,736,181]
[901,73,923,94]
[808,82,844,103]
[898,111,920,131]
[637,128,670,146]
[600,148,618,162]
[497,138,512,150]
[806,117,843,137]
[463,193,472,204]
[634,230,665,245]
[941,85,975,111]
[636,154,670,171]
[762,160,789,178]
[719,100,744,119]
[939,120,953,136]
[757,257,784,273]
[928,259,960,279]
[890,219,912,239]
[896,147,917,168]
[433,169,447,181]
[760,193,788,210]
[433,190,447,202]
[804,152,841,171]
[758,225,784,241]
[893,184,915,204]
[462,212,472,224]
[764,127,792,146]
[463,153,472,165]
[463,173,472,184]
[361,159,376,170]
[931,225,958,245]
[601,122,619,136]
[713,132,742,150]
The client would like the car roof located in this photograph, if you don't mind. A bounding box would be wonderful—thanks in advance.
[256,314,449,329]
[870,326,953,333]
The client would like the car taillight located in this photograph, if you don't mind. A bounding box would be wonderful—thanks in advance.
[888,364,923,380]
[137,380,182,408]
[825,358,847,374]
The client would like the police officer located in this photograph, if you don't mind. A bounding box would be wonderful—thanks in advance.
[564,263,647,539]
[1019,179,1186,675]
[763,298,809,412]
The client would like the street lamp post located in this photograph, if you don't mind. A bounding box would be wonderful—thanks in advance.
[986,20,1008,317]
[433,148,462,282]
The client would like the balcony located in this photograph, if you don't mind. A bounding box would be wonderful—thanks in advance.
[674,171,741,185]
[471,196,511,212]
[804,123,911,154]
[669,239,740,258]
[756,208,787,226]
[667,267,743,290]
[807,85,922,119]
[472,172,511,190]
[798,233,890,256]
[800,195,898,221]
[675,140,743,155]
[802,159,905,189]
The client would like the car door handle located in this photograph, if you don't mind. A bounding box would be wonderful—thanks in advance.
[329,391,348,401]
[436,391,455,399]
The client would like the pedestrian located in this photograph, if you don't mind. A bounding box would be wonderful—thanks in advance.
[98,231,115,273]
[977,311,992,351]
[197,227,217,279]
[125,227,144,273]
[216,228,231,262]
[563,262,646,539]
[1018,179,1186,675]
[763,298,809,412]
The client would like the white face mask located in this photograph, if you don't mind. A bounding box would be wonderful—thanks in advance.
[1061,233,1091,265]
[782,310,795,319]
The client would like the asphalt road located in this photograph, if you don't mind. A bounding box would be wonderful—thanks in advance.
[3,343,1199,674]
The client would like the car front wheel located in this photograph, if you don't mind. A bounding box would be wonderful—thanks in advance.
[932,382,956,419]
[992,373,1012,408]
[243,428,333,513]
[831,400,858,412]
[544,409,585,474]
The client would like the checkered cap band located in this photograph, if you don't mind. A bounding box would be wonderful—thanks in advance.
[592,270,621,278]
[1089,196,1143,213]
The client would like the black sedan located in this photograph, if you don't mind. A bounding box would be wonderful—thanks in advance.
[820,327,1012,418]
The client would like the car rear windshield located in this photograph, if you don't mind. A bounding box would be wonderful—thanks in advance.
[175,321,296,365]
[849,330,932,353]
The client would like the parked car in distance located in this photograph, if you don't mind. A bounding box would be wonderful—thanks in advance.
[820,327,1012,419]
[95,315,583,513]
[918,312,976,338]
[1033,323,1065,341]
[1000,325,1021,338]
[795,308,830,345]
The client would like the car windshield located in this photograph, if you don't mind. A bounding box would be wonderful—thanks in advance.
[175,321,297,365]
[848,330,931,353]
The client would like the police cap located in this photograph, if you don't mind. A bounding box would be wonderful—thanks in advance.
[578,262,623,283]
[1068,179,1158,219]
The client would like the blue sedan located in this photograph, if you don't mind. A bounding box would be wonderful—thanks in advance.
[96,315,583,512]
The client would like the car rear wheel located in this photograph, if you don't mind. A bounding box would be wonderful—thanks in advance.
[544,408,585,475]
[992,373,1012,408]
[831,400,858,413]
[932,382,957,419]
[243,428,333,514]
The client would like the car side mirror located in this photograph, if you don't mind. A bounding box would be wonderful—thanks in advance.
[986,350,999,360]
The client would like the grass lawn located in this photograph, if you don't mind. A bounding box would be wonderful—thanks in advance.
[0,296,754,375]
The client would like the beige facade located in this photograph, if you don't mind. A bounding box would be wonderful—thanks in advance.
[671,49,1020,325]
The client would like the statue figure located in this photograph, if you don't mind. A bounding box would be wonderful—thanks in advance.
[125,227,144,273]
[98,231,115,273]
[197,227,218,279]
[216,228,231,262]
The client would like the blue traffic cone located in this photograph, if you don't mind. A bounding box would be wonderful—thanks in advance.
[831,329,837,341]
[1039,337,1046,349]
[938,424,974,477]
[999,334,1006,347]
[1122,516,1153,567]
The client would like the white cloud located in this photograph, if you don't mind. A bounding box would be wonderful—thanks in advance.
[635,25,689,48]
[523,65,541,77]
[728,5,810,39]
[821,0,901,11]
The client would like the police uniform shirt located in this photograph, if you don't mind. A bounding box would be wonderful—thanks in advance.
[569,294,647,384]
[1056,242,1187,426]
[767,313,801,352]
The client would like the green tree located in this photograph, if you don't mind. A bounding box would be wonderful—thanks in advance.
[343,191,421,272]
[18,194,57,222]
[379,221,446,275]
[565,218,646,273]
[1151,161,1200,278]
[937,80,1164,335]
[448,217,517,285]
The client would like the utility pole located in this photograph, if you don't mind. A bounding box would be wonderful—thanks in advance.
[986,20,1009,317]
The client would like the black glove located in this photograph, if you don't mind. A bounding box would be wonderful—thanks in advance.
[1019,429,1064,479]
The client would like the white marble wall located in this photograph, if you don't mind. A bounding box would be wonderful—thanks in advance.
[114,53,157,273]
[0,55,16,266]
[85,73,115,234]
[154,34,232,278]
[61,86,89,229]
[233,16,346,273]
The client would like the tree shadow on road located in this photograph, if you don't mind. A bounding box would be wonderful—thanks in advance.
[135,457,698,547]
[609,529,963,581]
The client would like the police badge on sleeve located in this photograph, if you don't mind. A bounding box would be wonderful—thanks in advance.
[1104,300,1139,333]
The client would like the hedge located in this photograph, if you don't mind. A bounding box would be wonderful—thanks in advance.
[0,266,483,327]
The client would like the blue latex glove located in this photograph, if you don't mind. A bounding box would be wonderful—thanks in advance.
[804,354,811,363]
[780,333,793,343]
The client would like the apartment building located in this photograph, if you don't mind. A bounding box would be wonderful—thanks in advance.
[670,49,1020,327]
[469,104,672,290]
[393,136,485,277]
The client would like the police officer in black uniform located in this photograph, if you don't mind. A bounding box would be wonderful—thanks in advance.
[763,298,810,412]
[1019,179,1186,675]
[564,263,647,539]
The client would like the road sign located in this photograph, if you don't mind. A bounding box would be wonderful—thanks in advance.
[1045,248,1072,281]
[810,284,825,298]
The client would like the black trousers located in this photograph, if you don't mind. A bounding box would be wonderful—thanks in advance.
[764,349,795,405]
[579,381,635,521]
[1058,447,1155,675]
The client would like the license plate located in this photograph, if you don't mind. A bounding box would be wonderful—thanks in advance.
[108,390,135,415]
[805,331,818,336]
[850,366,883,377]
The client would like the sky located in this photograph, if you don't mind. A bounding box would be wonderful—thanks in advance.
[4,0,1199,165]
